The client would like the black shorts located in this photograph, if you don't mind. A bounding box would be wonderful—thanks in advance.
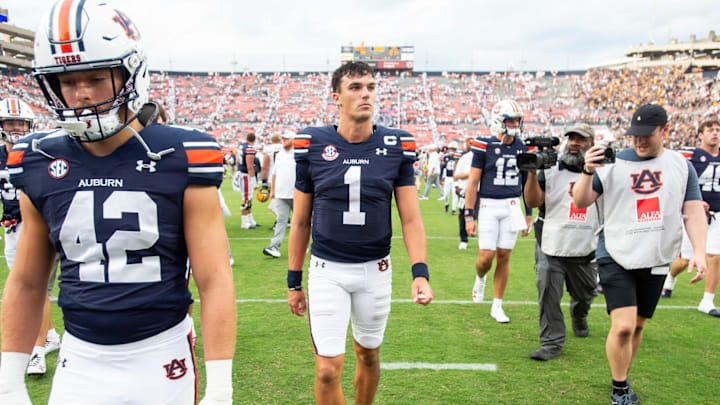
[598,257,666,318]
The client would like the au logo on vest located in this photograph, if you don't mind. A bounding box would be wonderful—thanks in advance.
[636,196,662,223]
[630,169,663,195]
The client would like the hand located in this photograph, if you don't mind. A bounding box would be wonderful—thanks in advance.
[521,215,533,237]
[411,277,433,305]
[688,252,708,284]
[288,290,307,316]
[465,217,476,236]
[249,177,258,191]
[583,145,607,172]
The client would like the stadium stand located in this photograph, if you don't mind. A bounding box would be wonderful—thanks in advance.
[2,66,719,150]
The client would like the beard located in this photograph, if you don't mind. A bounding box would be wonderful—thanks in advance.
[560,150,585,169]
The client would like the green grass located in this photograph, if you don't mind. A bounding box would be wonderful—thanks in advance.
[2,180,720,404]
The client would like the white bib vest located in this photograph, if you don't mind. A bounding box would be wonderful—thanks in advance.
[541,166,599,257]
[597,150,688,269]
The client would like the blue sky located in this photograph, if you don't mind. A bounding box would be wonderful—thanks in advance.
[6,0,719,72]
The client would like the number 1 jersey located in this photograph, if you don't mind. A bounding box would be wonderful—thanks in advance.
[294,125,416,263]
[8,125,224,344]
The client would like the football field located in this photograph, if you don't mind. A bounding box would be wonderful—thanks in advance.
[1,181,719,404]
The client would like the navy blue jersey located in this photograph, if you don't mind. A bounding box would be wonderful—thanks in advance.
[0,145,21,221]
[8,125,223,344]
[237,142,256,174]
[681,147,720,212]
[442,153,458,178]
[294,125,416,263]
[470,136,528,199]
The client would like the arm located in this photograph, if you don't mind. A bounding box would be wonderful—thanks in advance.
[684,200,708,284]
[0,192,55,403]
[395,185,433,305]
[523,170,544,208]
[1,192,55,353]
[261,154,270,183]
[270,173,277,199]
[246,154,255,178]
[183,185,236,403]
[464,167,482,236]
[453,172,469,181]
[573,145,605,208]
[287,189,312,316]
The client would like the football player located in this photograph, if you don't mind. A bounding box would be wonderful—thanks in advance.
[442,141,460,214]
[236,132,259,229]
[0,1,235,404]
[663,119,720,317]
[464,100,533,323]
[287,61,433,404]
[0,98,62,376]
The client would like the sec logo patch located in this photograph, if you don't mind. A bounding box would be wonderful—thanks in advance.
[322,145,339,161]
[48,159,69,179]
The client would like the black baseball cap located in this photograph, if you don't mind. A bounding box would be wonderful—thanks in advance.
[624,104,668,136]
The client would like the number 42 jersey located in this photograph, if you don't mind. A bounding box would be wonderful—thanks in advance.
[294,125,416,263]
[8,125,224,344]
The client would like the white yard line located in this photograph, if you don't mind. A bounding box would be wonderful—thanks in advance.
[381,362,497,371]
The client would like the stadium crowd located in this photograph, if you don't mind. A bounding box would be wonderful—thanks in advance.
[2,65,720,150]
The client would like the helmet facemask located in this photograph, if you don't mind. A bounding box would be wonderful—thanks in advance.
[35,58,146,142]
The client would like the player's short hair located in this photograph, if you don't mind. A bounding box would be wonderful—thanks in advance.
[699,119,720,134]
[331,62,374,93]
[247,132,256,143]
[270,132,281,143]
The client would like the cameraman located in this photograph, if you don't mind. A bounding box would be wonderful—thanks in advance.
[573,104,707,404]
[523,125,599,361]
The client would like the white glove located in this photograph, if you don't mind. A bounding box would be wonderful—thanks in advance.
[199,360,232,405]
[0,353,33,405]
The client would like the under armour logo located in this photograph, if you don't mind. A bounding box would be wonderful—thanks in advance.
[314,260,326,268]
[376,148,387,156]
[136,160,157,173]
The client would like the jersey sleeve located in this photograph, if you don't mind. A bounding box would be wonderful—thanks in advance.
[470,137,487,169]
[592,173,603,195]
[400,133,417,163]
[294,132,312,193]
[6,141,29,190]
[183,137,224,187]
[684,159,702,202]
[537,170,546,191]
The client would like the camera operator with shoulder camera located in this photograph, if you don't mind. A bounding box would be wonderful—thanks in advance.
[523,125,600,361]
[572,104,707,405]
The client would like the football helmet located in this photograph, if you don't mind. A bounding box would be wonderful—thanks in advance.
[33,0,149,142]
[257,187,270,203]
[0,98,36,143]
[448,141,459,150]
[490,100,523,137]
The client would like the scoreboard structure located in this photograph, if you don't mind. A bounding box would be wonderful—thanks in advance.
[340,45,414,71]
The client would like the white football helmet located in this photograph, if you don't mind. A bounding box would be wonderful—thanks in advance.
[490,100,524,137]
[33,0,149,142]
[448,141,459,150]
[0,98,36,143]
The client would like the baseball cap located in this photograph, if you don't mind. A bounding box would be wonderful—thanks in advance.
[564,124,595,138]
[624,104,668,136]
[281,130,295,139]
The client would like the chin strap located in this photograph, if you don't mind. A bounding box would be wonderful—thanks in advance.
[126,124,175,161]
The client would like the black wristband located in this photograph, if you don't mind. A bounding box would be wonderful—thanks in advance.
[463,208,474,218]
[287,270,303,290]
[582,166,595,176]
[411,263,430,281]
